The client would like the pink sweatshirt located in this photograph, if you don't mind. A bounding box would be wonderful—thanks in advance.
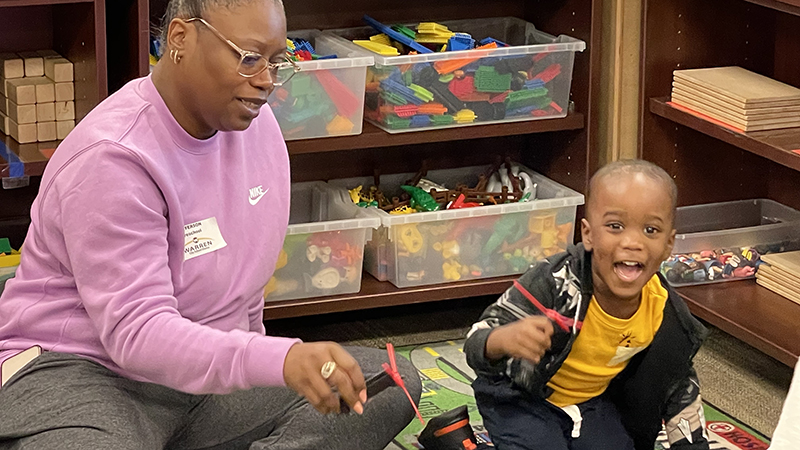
[0,76,300,394]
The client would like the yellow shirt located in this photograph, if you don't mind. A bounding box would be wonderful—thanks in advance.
[547,275,668,407]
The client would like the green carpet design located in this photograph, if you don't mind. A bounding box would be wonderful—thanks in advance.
[386,340,770,450]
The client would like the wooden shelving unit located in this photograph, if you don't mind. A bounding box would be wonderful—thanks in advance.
[0,0,108,247]
[640,0,800,365]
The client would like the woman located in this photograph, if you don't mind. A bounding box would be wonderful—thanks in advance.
[0,0,420,448]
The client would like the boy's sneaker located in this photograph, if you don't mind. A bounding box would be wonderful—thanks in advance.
[418,405,491,450]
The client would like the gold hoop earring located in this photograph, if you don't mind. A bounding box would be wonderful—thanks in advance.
[170,49,181,64]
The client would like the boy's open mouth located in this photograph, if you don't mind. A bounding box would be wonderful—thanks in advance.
[614,261,644,283]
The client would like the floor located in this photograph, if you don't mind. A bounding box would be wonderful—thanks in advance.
[265,294,794,438]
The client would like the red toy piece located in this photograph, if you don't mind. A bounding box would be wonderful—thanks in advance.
[315,70,360,118]
[531,63,562,83]
[448,193,480,209]
[383,343,424,425]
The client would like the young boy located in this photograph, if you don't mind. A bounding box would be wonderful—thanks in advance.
[464,160,709,450]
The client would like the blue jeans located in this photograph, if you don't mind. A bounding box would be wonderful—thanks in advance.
[477,390,635,450]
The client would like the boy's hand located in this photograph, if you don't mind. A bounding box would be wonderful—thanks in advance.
[485,316,554,363]
[283,342,367,415]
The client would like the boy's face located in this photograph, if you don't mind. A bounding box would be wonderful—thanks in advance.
[581,172,676,303]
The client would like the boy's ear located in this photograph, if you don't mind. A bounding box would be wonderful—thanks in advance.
[663,228,677,260]
[581,218,593,251]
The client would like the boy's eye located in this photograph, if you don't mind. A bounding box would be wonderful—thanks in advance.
[606,223,623,231]
[644,226,659,234]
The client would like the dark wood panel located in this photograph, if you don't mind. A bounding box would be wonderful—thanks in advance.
[106,0,149,93]
[678,280,800,366]
[286,115,584,155]
[0,0,92,6]
[284,0,525,31]
[262,273,515,319]
[0,5,55,52]
[54,1,107,119]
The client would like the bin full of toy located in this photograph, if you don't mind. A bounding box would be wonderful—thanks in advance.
[267,30,374,141]
[264,182,380,302]
[326,16,585,133]
[326,159,584,288]
[660,199,800,286]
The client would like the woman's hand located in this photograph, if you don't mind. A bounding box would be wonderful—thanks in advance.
[283,342,368,415]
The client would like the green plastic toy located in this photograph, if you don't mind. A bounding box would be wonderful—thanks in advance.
[401,185,441,212]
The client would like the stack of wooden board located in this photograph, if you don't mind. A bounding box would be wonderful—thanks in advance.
[671,66,800,132]
[757,251,800,304]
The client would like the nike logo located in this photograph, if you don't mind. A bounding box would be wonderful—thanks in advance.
[248,185,268,206]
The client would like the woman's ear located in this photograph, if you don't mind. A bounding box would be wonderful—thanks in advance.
[166,18,192,55]
[581,218,593,251]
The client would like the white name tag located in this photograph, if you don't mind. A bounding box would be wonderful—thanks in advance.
[184,217,228,261]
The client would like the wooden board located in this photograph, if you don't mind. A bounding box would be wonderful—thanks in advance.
[757,276,800,305]
[672,79,800,110]
[674,67,800,106]
[670,94,800,130]
[762,251,800,277]
[758,265,800,292]
[669,97,800,131]
[672,84,800,117]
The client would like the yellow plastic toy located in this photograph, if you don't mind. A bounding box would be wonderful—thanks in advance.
[0,239,21,268]
[396,224,423,254]
[454,109,477,124]
[442,259,462,281]
[353,40,400,56]
[433,240,460,259]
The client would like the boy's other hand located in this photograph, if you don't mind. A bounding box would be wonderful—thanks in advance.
[485,316,554,363]
[283,342,367,415]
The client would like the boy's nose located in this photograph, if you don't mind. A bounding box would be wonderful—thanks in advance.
[620,231,645,250]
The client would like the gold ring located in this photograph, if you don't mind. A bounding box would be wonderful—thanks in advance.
[320,361,337,380]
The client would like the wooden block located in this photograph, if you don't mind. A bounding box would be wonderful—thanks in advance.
[35,80,55,103]
[7,117,37,143]
[0,76,11,97]
[0,53,24,79]
[0,112,8,135]
[44,58,73,83]
[759,265,800,292]
[36,102,55,122]
[37,121,56,142]
[55,101,75,121]
[36,50,62,59]
[1,98,37,124]
[6,78,37,105]
[56,120,74,140]
[757,275,800,305]
[17,51,44,77]
[55,82,74,101]
[674,67,800,107]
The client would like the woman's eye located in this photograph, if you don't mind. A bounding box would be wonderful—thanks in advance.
[241,55,261,68]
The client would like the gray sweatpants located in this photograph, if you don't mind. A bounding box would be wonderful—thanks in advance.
[0,347,421,450]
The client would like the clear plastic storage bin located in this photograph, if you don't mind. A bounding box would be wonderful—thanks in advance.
[326,17,585,133]
[327,165,584,288]
[268,30,374,141]
[264,182,380,302]
[661,199,800,286]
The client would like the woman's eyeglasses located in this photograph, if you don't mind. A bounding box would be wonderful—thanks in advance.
[184,17,300,85]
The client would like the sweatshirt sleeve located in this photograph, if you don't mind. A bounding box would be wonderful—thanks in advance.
[51,143,298,394]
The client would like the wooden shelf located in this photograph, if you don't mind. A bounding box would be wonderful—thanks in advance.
[650,97,800,172]
[286,114,585,155]
[0,132,57,178]
[677,280,800,366]
[742,0,800,15]
[262,274,515,320]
